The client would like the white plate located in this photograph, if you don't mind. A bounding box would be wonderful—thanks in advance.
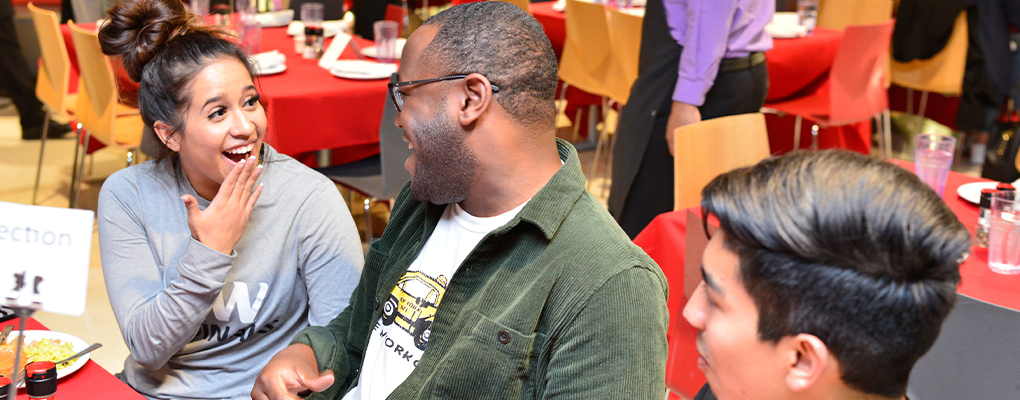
[360,39,406,59]
[957,181,1000,205]
[256,10,294,27]
[330,60,397,80]
[255,63,287,76]
[2,330,90,387]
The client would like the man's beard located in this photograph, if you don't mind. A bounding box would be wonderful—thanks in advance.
[409,110,478,204]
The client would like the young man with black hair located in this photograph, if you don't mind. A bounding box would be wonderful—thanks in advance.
[252,2,668,399]
[684,150,971,400]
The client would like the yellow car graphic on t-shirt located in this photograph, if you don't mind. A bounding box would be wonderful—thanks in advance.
[381,272,449,350]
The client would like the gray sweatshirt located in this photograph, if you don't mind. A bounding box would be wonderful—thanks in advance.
[97,145,363,400]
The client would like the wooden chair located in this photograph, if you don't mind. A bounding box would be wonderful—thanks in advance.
[589,7,643,192]
[559,0,611,98]
[817,0,893,31]
[890,11,967,134]
[497,0,531,15]
[68,21,144,208]
[673,113,771,211]
[27,3,77,205]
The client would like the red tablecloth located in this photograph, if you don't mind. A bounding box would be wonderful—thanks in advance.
[634,160,1020,398]
[0,317,144,399]
[530,2,566,60]
[255,27,385,166]
[59,24,386,167]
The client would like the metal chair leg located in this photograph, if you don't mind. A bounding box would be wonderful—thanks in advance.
[31,109,51,205]
[810,124,820,151]
[363,197,374,243]
[914,90,929,135]
[883,109,893,159]
[588,97,609,189]
[793,115,802,150]
[68,123,83,208]
[71,128,91,209]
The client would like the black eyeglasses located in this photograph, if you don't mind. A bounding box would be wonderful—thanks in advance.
[388,73,501,112]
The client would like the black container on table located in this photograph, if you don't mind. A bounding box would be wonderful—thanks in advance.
[25,361,56,399]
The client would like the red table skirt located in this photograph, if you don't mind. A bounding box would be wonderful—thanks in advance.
[0,318,144,399]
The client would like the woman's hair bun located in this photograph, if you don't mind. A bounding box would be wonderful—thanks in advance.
[99,0,206,82]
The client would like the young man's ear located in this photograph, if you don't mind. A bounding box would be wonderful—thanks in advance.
[783,334,833,393]
[153,121,181,152]
[456,73,495,128]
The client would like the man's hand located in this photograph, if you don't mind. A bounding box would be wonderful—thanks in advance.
[665,101,702,156]
[252,344,335,400]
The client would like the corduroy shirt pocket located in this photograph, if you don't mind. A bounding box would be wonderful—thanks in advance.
[430,312,537,399]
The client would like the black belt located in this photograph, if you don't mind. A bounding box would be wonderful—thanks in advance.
[719,52,766,73]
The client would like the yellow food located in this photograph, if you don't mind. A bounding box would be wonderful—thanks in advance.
[24,339,75,369]
[0,338,76,375]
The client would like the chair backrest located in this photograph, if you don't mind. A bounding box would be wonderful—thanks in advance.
[27,3,72,118]
[673,113,770,211]
[378,102,412,199]
[818,0,893,31]
[558,0,611,96]
[605,8,642,105]
[69,21,118,144]
[496,0,530,15]
[828,20,894,125]
[890,11,967,95]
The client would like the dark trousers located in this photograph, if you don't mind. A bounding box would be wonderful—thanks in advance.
[615,62,768,238]
[0,0,45,131]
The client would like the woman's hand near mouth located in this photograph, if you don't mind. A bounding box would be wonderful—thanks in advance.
[181,156,265,255]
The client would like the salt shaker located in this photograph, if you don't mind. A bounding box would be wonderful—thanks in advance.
[25,361,57,399]
[975,188,996,248]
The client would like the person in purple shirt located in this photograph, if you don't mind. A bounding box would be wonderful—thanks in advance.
[608,0,773,238]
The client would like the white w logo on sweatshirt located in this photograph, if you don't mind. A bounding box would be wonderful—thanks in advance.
[212,282,269,323]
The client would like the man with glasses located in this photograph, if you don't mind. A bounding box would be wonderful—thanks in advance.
[252,2,668,399]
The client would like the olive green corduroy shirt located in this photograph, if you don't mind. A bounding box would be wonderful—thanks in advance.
[292,139,669,399]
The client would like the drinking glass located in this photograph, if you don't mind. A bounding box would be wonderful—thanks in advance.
[236,0,259,54]
[301,2,325,59]
[373,21,399,64]
[914,133,956,197]
[797,0,818,35]
[989,192,1020,274]
[191,0,210,18]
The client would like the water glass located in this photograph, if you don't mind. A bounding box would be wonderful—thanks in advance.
[989,193,1020,274]
[797,0,818,35]
[191,0,210,18]
[373,20,399,64]
[238,15,261,55]
[301,3,325,59]
[914,133,956,197]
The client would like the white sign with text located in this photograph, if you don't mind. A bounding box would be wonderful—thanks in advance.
[0,201,93,315]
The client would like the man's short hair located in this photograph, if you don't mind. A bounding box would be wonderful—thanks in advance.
[700,150,970,398]
[421,2,559,128]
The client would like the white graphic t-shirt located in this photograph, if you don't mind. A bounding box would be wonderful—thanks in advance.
[342,201,528,400]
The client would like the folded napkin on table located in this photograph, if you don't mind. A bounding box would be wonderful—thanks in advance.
[329,60,398,77]
[252,50,286,69]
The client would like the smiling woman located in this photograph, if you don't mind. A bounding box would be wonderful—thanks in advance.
[92,0,364,398]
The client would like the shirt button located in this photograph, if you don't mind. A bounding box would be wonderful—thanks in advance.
[498,330,511,344]
[374,298,380,310]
